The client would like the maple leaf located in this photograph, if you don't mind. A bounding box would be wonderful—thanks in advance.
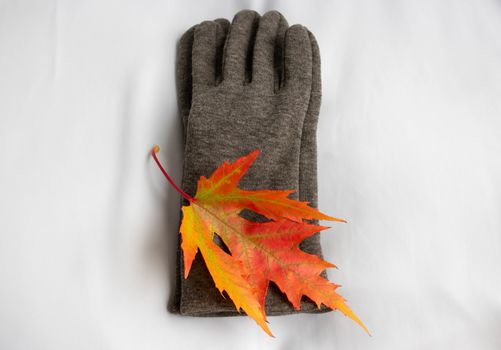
[152,146,369,337]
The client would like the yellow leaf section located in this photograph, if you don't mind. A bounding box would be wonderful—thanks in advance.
[300,276,371,336]
[180,205,272,336]
[196,149,345,223]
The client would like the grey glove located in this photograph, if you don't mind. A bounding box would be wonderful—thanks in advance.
[171,10,329,316]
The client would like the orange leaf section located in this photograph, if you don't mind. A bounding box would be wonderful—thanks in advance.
[179,149,368,336]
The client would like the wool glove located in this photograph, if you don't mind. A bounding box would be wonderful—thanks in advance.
[172,10,329,316]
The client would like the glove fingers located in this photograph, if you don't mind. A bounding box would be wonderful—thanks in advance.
[213,18,230,84]
[252,11,288,92]
[193,21,221,87]
[176,25,195,130]
[309,30,321,95]
[214,17,230,31]
[274,14,289,91]
[223,10,260,84]
[283,24,313,94]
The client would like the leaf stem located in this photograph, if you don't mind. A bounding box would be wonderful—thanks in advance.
[151,145,194,202]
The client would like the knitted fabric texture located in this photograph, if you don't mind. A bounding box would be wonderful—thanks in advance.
[172,10,329,316]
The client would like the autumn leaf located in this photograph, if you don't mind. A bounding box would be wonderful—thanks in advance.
[152,146,369,337]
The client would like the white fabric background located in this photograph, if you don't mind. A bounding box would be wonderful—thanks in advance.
[1,0,500,349]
